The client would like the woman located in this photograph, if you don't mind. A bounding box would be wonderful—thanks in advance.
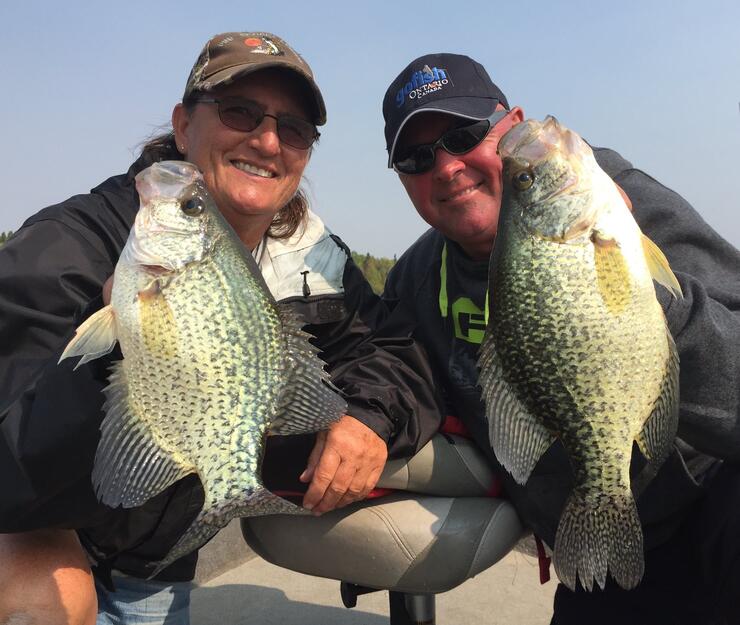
[0,32,441,624]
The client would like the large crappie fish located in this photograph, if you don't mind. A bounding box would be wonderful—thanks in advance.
[478,117,681,592]
[60,160,345,576]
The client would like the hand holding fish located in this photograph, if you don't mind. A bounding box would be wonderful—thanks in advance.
[300,415,388,514]
[102,275,113,305]
[615,183,632,211]
[102,270,384,518]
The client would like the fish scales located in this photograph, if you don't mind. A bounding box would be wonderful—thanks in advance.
[479,117,680,592]
[60,161,345,576]
[117,244,282,495]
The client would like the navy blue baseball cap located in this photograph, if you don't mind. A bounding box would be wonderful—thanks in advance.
[383,53,509,167]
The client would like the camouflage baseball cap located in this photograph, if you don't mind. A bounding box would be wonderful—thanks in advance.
[183,32,327,125]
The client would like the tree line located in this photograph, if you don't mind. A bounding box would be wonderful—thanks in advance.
[0,231,12,247]
[351,252,396,295]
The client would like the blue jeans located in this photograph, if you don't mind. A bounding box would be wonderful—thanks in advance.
[95,573,192,625]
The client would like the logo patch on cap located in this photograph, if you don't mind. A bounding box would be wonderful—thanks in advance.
[395,65,451,108]
[243,36,283,56]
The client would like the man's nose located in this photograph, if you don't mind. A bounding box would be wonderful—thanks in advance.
[433,148,465,181]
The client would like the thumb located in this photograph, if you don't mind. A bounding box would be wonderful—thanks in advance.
[300,431,327,482]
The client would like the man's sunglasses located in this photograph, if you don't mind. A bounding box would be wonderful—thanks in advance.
[392,109,510,175]
[188,96,320,150]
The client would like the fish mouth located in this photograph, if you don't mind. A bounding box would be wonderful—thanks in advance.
[140,264,171,275]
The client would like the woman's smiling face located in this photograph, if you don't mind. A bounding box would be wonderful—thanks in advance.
[173,69,312,245]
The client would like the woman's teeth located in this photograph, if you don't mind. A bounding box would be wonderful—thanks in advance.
[233,162,274,178]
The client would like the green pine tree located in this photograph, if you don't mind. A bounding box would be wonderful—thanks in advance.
[351,251,396,295]
[0,231,13,247]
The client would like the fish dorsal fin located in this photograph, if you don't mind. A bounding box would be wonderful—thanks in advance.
[268,303,347,436]
[58,305,118,369]
[92,360,193,507]
[478,331,556,484]
[641,234,682,298]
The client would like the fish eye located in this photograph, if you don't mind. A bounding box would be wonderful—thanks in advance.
[512,168,535,191]
[181,197,204,217]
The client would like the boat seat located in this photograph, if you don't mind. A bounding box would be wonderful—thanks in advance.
[241,433,525,594]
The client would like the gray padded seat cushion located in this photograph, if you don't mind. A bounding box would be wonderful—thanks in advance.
[242,434,525,593]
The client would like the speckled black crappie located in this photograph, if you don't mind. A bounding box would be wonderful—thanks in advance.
[478,117,681,591]
[60,161,345,576]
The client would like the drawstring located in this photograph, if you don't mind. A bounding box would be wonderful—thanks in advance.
[439,243,449,318]
[534,535,552,584]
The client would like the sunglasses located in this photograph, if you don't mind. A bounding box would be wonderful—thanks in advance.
[392,109,510,175]
[188,96,320,150]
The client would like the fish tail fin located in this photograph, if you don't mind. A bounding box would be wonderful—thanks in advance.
[554,487,644,592]
[148,487,307,578]
[147,517,223,579]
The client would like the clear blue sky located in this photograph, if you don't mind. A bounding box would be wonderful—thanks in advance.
[2,0,738,257]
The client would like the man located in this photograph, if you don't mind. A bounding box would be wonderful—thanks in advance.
[381,53,740,624]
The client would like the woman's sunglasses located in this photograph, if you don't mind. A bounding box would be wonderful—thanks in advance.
[392,109,510,175]
[188,96,320,150]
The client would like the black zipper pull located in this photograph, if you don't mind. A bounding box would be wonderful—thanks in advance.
[301,270,311,297]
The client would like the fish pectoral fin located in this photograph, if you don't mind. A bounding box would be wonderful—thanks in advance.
[269,304,347,436]
[138,283,179,359]
[92,360,193,508]
[641,234,682,299]
[592,231,632,315]
[478,332,555,485]
[58,305,118,369]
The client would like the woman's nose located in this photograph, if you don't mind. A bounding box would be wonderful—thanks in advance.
[248,115,281,156]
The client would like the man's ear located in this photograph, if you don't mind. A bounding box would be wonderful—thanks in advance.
[509,106,525,124]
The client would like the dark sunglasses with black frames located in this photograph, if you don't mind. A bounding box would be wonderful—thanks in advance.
[392,109,510,175]
[187,96,320,150]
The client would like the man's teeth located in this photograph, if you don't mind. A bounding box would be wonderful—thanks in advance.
[234,162,275,178]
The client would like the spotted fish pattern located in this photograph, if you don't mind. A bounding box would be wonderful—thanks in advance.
[61,161,346,576]
[479,117,681,591]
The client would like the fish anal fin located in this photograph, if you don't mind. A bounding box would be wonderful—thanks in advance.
[269,303,346,436]
[634,334,680,494]
[59,305,118,369]
[592,231,631,315]
[93,361,193,508]
[478,333,555,484]
[641,234,683,299]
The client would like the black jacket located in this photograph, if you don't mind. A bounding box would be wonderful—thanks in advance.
[382,146,740,551]
[0,150,441,581]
